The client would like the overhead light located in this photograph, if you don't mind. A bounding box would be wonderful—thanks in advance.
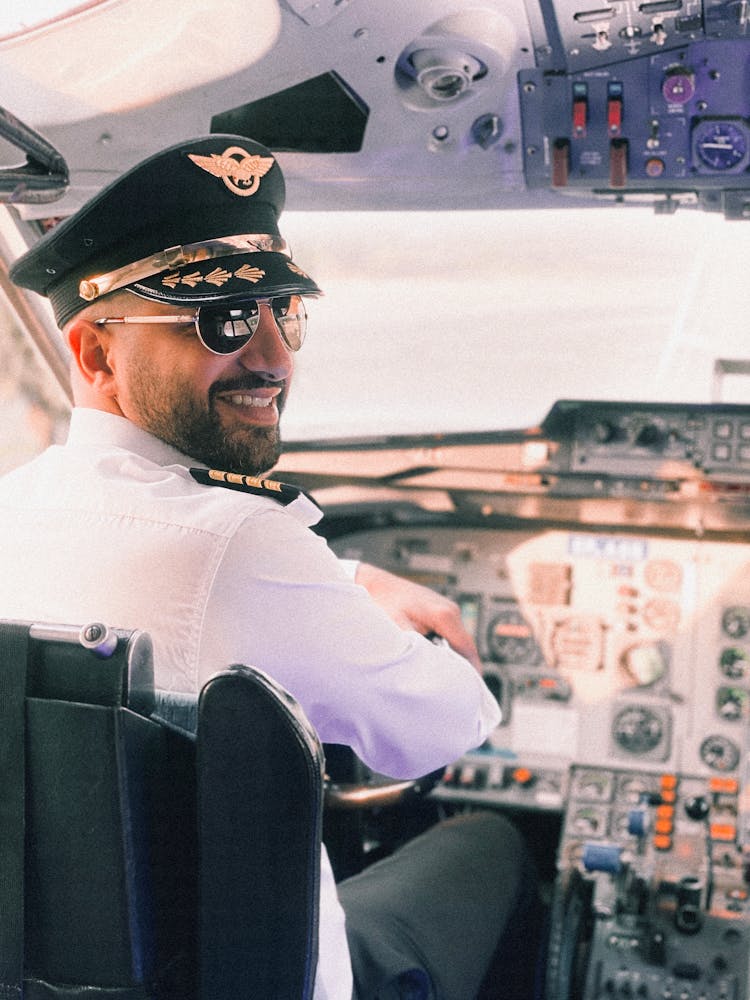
[0,0,108,42]
[0,0,281,124]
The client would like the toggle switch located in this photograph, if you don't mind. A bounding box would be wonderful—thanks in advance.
[610,138,628,188]
[552,139,570,187]
[607,82,623,137]
[572,82,588,138]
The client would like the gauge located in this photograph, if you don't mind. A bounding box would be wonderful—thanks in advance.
[571,769,613,802]
[716,686,748,721]
[644,559,682,593]
[720,647,749,680]
[700,734,740,772]
[722,606,750,639]
[486,605,540,664]
[692,119,750,173]
[613,705,665,755]
[643,598,680,632]
[551,615,604,671]
[570,807,606,837]
[618,774,658,804]
[661,68,695,106]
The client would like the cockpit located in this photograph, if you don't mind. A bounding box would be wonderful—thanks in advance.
[1,2,750,998]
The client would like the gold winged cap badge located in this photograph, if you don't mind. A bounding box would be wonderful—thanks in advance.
[188,146,275,197]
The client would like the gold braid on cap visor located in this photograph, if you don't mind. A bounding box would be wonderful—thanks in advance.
[78,234,289,302]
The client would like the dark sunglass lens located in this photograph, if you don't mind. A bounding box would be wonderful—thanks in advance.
[197,299,306,354]
[272,295,307,351]
[198,306,259,354]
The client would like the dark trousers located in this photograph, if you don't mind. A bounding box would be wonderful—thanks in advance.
[337,811,542,1000]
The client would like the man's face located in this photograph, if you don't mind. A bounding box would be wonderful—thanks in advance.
[100,293,295,475]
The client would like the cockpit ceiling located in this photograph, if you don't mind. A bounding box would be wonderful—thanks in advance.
[1,0,750,219]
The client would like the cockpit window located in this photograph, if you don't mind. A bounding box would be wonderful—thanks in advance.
[0,294,69,474]
[280,207,750,442]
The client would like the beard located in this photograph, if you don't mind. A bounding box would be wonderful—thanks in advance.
[125,360,285,475]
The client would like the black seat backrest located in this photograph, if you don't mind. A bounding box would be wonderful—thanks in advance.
[198,668,324,1000]
[0,621,324,1000]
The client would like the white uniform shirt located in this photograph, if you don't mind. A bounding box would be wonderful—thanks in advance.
[0,407,501,1000]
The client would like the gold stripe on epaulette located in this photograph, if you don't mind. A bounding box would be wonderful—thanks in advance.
[208,469,283,492]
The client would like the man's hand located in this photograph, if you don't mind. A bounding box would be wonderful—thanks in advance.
[355,561,482,672]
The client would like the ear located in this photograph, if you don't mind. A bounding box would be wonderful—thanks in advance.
[66,318,119,398]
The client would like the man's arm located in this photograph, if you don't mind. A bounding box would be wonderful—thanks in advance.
[201,510,500,777]
[354,562,482,672]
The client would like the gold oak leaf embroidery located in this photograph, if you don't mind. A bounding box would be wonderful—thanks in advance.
[178,271,203,288]
[235,265,265,284]
[205,267,232,287]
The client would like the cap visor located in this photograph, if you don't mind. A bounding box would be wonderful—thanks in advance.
[128,250,321,304]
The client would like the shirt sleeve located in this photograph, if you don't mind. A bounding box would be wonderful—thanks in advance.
[336,557,360,580]
[199,506,500,779]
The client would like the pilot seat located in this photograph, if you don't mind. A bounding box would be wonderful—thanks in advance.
[0,619,325,1000]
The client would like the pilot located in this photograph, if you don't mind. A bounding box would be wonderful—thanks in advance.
[2,135,538,999]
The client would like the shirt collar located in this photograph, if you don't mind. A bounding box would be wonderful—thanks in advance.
[65,407,323,525]
[67,407,198,468]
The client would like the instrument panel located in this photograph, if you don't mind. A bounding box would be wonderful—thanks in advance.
[330,524,750,813]
[331,516,750,996]
[317,401,750,998]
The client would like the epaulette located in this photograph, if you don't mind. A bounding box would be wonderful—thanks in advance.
[190,467,318,510]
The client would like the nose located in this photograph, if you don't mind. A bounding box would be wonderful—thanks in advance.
[236,301,293,382]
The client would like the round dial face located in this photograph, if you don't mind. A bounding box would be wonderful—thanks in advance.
[692,119,750,172]
[700,734,740,772]
[662,71,695,105]
[486,607,540,664]
[716,686,748,721]
[720,647,749,679]
[612,705,665,755]
[722,606,750,639]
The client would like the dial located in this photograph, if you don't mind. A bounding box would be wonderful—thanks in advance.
[570,807,607,837]
[571,769,613,802]
[613,705,665,756]
[692,119,750,173]
[720,647,749,680]
[662,68,695,106]
[700,734,740,772]
[618,774,658,804]
[486,605,540,664]
[716,686,748,721]
[722,606,750,639]
[644,559,682,593]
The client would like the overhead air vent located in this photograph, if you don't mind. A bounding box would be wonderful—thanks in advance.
[402,48,488,103]
[395,8,517,112]
[211,71,368,154]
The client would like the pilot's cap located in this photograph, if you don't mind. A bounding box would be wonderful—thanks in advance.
[9,134,322,328]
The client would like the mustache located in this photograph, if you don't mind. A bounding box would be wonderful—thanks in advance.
[209,375,287,399]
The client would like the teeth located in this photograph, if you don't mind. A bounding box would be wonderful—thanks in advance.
[226,393,273,408]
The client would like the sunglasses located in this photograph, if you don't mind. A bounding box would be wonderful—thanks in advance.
[94,295,307,354]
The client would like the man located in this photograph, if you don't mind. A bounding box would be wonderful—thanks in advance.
[1,135,536,998]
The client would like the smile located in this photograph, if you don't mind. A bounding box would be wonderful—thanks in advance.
[224,393,275,408]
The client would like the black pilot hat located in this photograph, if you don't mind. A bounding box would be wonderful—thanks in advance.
[9,134,322,328]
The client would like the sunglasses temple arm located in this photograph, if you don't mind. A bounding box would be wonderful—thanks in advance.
[94,316,195,326]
